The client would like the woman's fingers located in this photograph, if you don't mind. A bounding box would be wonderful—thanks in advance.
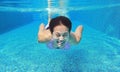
[77,25,83,32]
[39,23,45,31]
[75,25,83,35]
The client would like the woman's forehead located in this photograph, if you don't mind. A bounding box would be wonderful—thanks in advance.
[53,31,69,34]
[53,24,69,32]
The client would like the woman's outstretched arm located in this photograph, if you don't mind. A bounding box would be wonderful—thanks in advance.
[69,25,83,44]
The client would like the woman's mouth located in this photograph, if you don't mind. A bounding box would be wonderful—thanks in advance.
[57,40,65,46]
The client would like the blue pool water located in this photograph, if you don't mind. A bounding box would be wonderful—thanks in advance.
[0,0,120,72]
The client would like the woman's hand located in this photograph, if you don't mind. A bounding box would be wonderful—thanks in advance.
[38,23,52,42]
[74,25,83,43]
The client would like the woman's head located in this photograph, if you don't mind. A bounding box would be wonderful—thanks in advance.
[49,16,72,34]
[49,16,72,48]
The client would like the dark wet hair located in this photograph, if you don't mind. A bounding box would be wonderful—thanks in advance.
[48,16,72,34]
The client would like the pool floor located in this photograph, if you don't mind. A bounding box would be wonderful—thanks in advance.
[0,21,120,72]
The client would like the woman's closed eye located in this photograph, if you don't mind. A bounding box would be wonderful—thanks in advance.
[63,33,69,37]
[56,33,60,37]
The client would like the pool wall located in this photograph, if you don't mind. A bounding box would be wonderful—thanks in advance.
[0,11,33,34]
[69,6,120,39]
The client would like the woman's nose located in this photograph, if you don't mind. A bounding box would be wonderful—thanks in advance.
[59,36,64,40]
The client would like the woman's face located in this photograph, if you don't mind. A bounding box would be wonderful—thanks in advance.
[52,24,70,48]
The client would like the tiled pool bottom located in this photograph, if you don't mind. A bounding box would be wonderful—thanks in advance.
[0,21,120,72]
